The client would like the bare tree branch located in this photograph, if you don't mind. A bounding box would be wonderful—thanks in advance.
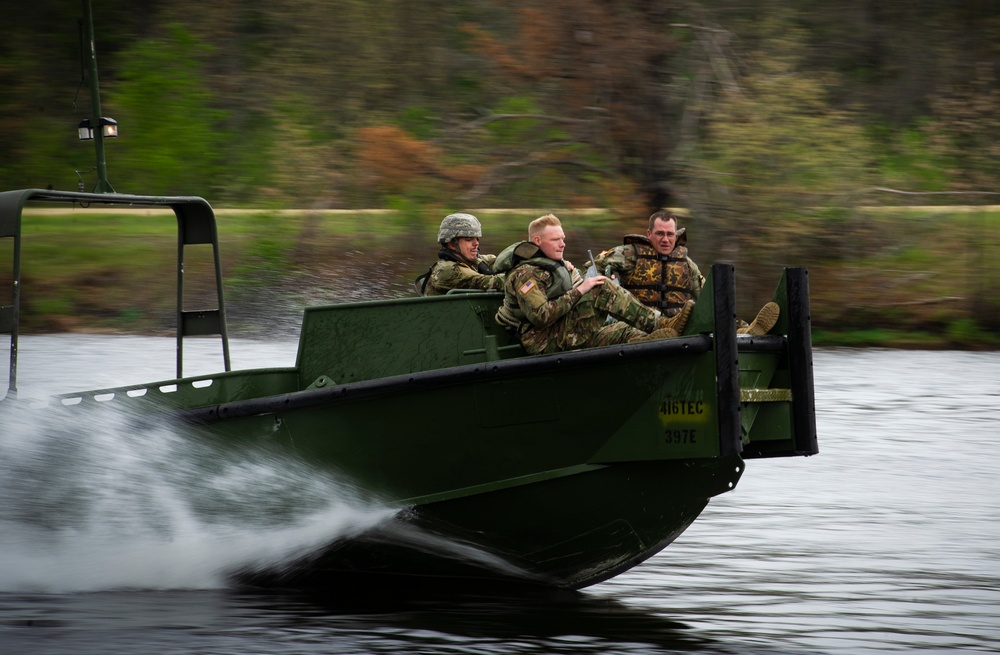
[873,187,1000,197]
[452,113,596,133]
[459,151,611,201]
[877,296,965,307]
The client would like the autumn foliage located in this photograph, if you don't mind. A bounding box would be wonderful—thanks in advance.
[355,126,444,194]
[355,125,484,196]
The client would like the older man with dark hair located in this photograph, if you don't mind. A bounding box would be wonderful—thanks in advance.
[592,210,778,335]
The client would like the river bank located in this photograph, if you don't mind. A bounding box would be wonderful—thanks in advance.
[5,206,1000,349]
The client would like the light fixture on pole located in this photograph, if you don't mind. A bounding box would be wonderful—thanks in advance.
[78,0,115,193]
[77,117,118,140]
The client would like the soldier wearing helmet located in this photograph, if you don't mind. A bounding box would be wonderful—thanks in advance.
[415,213,505,296]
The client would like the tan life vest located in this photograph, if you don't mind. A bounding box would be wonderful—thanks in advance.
[622,236,694,314]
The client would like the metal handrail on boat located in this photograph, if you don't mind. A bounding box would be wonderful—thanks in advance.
[0,188,231,400]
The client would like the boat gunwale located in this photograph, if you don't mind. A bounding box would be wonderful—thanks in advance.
[34,334,788,416]
[181,333,719,424]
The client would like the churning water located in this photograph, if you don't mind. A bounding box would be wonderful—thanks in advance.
[1,337,999,654]
[1,336,394,595]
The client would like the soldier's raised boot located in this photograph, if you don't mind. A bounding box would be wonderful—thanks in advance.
[737,301,780,336]
[628,327,678,343]
[658,299,695,334]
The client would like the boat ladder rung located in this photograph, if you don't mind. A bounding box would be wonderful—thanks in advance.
[740,388,792,402]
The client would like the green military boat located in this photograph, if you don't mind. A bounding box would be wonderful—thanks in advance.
[1,189,817,590]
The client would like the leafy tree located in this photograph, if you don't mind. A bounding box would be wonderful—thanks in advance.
[923,62,1000,194]
[682,16,876,275]
[104,24,228,196]
[458,0,686,212]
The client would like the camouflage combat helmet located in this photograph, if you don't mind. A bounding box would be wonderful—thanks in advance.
[437,213,482,244]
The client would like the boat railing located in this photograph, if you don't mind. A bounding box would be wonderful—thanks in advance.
[39,366,299,413]
[0,188,231,401]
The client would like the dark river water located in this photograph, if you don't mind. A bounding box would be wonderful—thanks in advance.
[1,337,998,654]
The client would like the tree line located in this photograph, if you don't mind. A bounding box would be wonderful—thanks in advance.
[3,1,999,293]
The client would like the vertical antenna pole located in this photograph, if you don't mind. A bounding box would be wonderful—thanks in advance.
[82,0,115,193]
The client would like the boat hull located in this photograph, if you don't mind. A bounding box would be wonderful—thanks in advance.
[183,331,741,589]
[233,456,742,590]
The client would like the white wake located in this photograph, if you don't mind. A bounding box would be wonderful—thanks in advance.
[0,399,395,593]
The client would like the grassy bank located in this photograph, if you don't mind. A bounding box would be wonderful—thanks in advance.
[4,206,1000,348]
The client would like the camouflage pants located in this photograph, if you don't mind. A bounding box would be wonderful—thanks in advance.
[519,284,657,355]
[591,282,659,332]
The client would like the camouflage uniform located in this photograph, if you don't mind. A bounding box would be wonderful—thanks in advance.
[424,253,504,296]
[497,243,660,355]
[592,234,704,316]
[416,212,505,296]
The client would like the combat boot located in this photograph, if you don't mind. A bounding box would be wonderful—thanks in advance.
[628,327,678,343]
[658,299,695,334]
[737,301,780,336]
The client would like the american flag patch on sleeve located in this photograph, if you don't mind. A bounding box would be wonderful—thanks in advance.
[519,280,535,294]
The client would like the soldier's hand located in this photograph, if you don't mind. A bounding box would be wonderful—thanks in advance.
[578,275,607,294]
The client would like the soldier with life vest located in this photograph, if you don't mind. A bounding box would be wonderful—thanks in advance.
[591,210,704,315]
[494,213,693,355]
[415,213,505,296]
[591,210,779,336]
